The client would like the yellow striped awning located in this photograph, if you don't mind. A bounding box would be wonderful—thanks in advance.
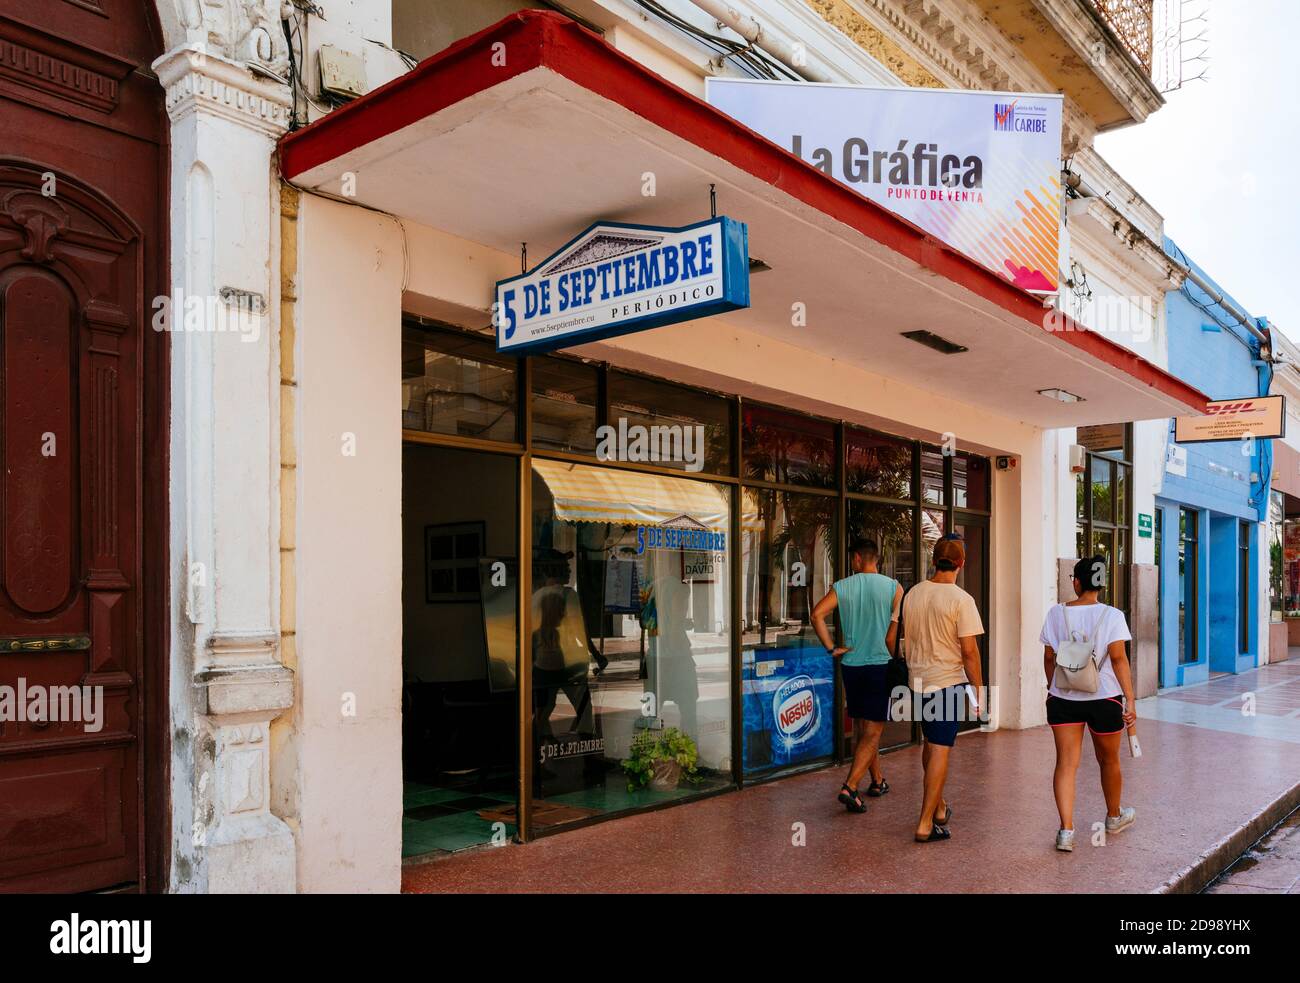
[534,459,736,529]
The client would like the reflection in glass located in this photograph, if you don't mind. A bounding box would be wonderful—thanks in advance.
[530,461,732,827]
[844,500,915,752]
[741,489,836,775]
[847,502,916,590]
[922,509,946,578]
[608,371,731,474]
[742,404,836,489]
[1269,491,1284,622]
[953,454,989,510]
[401,325,517,441]
[846,428,913,499]
[532,356,599,454]
[1091,456,1114,524]
[920,448,945,505]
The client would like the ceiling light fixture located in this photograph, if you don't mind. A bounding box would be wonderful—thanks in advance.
[901,330,967,355]
[1038,388,1083,403]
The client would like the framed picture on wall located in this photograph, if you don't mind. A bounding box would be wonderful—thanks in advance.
[425,521,485,603]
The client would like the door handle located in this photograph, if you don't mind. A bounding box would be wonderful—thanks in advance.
[0,635,92,653]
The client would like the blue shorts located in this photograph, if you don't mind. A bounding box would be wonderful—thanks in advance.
[918,685,966,747]
[841,663,891,722]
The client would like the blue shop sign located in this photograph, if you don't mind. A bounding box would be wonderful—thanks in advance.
[494,217,750,355]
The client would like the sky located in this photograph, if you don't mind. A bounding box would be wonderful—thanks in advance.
[1096,0,1300,339]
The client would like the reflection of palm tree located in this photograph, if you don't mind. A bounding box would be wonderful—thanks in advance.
[846,443,912,498]
[767,493,835,629]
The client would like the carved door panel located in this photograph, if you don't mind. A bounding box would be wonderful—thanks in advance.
[0,166,142,893]
[0,0,164,893]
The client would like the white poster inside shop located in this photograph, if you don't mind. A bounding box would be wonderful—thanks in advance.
[706,78,1064,294]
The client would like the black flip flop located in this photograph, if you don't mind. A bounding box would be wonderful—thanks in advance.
[914,826,951,843]
[934,805,952,826]
[866,778,890,798]
[837,783,867,814]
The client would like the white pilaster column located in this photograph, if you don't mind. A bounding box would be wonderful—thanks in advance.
[153,35,295,892]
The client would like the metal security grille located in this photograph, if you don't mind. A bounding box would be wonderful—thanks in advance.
[1091,0,1155,72]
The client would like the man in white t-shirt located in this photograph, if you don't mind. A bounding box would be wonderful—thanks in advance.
[1039,555,1138,852]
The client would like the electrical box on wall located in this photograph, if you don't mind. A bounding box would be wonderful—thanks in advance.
[996,455,1018,471]
[319,45,367,100]
[1068,443,1087,473]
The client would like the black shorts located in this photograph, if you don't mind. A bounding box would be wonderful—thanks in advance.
[1047,694,1124,735]
[841,663,892,722]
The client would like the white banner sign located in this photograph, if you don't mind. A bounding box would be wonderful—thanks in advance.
[706,78,1064,293]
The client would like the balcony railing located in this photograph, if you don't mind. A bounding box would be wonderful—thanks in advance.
[1088,0,1154,72]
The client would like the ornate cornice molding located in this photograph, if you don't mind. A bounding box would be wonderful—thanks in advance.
[153,46,291,134]
[0,13,133,113]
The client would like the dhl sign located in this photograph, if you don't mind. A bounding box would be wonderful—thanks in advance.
[1174,395,1285,444]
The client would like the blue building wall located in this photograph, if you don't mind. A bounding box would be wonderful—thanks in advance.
[1155,238,1268,688]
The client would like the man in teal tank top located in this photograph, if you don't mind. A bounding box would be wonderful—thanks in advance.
[812,539,903,814]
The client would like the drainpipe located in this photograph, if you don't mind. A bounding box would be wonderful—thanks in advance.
[685,0,834,83]
[1166,255,1271,349]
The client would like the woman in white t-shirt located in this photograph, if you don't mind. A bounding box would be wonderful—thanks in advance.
[1038,555,1138,853]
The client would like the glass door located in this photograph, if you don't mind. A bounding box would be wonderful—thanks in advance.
[952,514,989,731]
[1180,508,1199,665]
[845,500,917,751]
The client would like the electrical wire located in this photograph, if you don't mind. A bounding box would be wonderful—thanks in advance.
[630,0,800,81]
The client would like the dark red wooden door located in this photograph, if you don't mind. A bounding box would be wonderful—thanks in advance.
[0,1,165,893]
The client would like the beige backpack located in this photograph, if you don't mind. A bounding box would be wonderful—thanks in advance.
[1053,605,1107,695]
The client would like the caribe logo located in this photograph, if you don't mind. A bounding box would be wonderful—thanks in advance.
[993,100,1018,131]
[773,674,818,744]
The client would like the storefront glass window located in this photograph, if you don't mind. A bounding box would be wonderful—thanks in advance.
[847,502,917,590]
[608,371,732,475]
[530,460,732,825]
[953,453,990,510]
[742,404,835,489]
[532,356,599,454]
[1285,516,1300,618]
[740,489,836,775]
[1240,521,1251,653]
[845,500,916,752]
[920,447,945,505]
[1091,457,1114,524]
[401,324,517,441]
[1269,491,1284,623]
[922,508,947,577]
[846,428,913,499]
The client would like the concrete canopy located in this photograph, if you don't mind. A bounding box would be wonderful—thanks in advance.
[280,10,1206,429]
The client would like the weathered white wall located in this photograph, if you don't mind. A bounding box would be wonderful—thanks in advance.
[293,193,405,892]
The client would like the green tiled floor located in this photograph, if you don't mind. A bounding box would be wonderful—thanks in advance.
[402,781,517,856]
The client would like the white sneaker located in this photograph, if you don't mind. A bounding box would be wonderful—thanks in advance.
[1055,828,1075,852]
[1105,807,1137,834]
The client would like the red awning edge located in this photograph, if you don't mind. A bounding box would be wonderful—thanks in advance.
[279,10,1208,415]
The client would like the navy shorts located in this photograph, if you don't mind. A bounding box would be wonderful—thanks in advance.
[918,684,966,747]
[841,663,891,722]
[1047,695,1125,735]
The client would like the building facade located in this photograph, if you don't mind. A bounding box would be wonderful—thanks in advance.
[1154,240,1271,688]
[2,0,1219,895]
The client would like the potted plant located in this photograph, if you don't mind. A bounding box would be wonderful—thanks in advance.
[621,727,701,792]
